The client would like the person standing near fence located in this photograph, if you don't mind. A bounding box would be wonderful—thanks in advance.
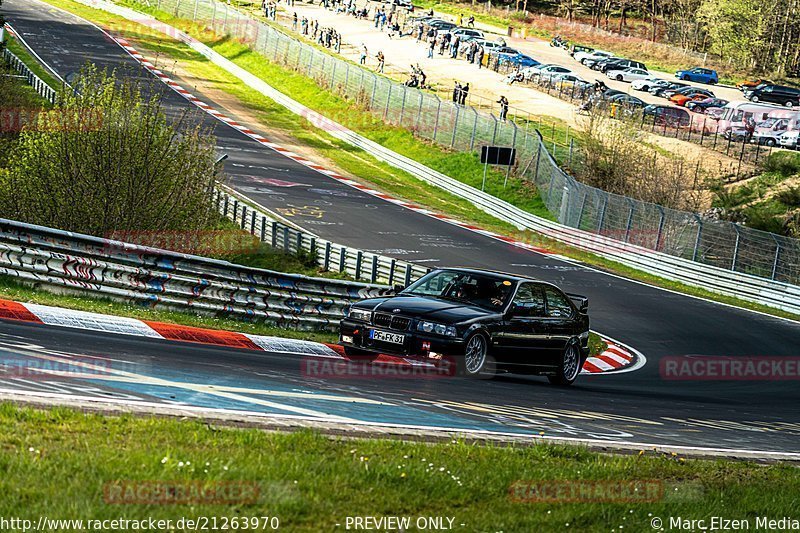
[460,82,469,105]
[498,95,509,121]
[476,45,484,68]
[376,51,385,73]
[453,81,461,103]
[427,36,435,59]
[360,44,368,64]
[292,12,298,31]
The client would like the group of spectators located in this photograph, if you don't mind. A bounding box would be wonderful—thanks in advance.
[295,13,342,52]
[261,0,278,20]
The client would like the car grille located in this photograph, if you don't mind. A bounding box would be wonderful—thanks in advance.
[373,313,411,331]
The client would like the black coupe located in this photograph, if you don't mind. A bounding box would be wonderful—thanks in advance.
[339,268,590,385]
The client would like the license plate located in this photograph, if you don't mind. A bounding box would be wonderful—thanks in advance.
[370,329,405,344]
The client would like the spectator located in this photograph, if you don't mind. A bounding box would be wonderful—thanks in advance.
[292,12,298,31]
[476,45,484,68]
[498,95,509,121]
[360,44,368,65]
[417,23,424,41]
[427,37,435,59]
[376,51,385,73]
[468,16,475,27]
[450,35,460,58]
[453,81,461,103]
[458,13,463,26]
[460,82,470,105]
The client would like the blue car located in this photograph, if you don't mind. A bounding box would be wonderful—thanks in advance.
[500,53,540,68]
[675,67,719,85]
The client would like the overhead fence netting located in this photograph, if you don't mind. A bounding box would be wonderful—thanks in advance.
[141,0,800,285]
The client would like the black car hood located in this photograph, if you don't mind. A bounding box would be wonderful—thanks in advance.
[355,296,495,323]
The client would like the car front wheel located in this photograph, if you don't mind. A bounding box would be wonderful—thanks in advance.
[786,100,795,108]
[548,340,583,386]
[751,95,760,103]
[459,332,490,377]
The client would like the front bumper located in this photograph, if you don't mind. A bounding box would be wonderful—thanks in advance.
[339,319,465,358]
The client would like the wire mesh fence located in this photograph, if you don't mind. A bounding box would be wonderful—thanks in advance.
[150,0,800,285]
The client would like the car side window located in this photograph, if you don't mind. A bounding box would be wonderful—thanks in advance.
[544,287,574,318]
[511,283,545,317]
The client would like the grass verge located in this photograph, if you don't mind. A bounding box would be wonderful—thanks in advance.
[32,0,800,322]
[3,33,64,90]
[2,403,800,531]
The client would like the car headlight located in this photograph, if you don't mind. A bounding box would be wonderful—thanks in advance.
[416,321,457,337]
[348,308,372,322]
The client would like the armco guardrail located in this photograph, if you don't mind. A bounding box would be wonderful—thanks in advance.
[85,1,800,314]
[0,216,400,331]
[1,44,58,105]
[214,184,430,287]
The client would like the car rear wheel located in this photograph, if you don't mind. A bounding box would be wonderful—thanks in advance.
[343,346,378,362]
[766,138,776,147]
[548,340,582,386]
[786,101,795,108]
[459,333,490,377]
[616,74,623,81]
[751,95,760,103]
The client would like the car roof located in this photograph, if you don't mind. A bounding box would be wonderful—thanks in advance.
[434,267,531,283]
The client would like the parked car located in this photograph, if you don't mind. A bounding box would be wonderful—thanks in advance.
[669,88,716,106]
[737,78,773,91]
[575,49,613,65]
[499,52,540,68]
[779,129,799,149]
[663,85,712,100]
[427,20,456,31]
[569,44,593,57]
[686,98,729,113]
[339,268,591,384]
[752,118,790,146]
[469,38,503,54]
[675,67,719,84]
[606,67,651,82]
[633,78,667,92]
[596,58,646,73]
[650,82,689,97]
[744,84,800,108]
[608,94,646,117]
[553,75,591,95]
[643,104,691,127]
[450,27,484,40]
[530,64,573,82]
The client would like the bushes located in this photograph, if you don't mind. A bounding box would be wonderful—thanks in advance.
[762,151,800,177]
[0,66,219,236]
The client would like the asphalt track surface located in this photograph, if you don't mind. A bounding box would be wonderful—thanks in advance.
[3,0,800,453]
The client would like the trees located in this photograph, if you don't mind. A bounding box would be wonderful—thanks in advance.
[0,66,220,236]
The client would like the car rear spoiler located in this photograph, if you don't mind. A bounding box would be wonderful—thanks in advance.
[566,293,589,314]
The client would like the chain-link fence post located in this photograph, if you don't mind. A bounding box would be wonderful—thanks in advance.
[771,234,781,280]
[731,224,741,271]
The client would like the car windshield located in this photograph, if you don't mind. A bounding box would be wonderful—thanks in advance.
[402,271,516,310]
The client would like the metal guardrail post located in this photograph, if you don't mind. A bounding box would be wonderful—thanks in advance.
[771,234,781,281]
[624,199,635,243]
[250,211,256,234]
[260,216,267,242]
[399,86,406,124]
[432,99,441,140]
[384,83,392,120]
[388,259,396,285]
[731,224,741,271]
[692,215,703,262]
[370,255,378,283]
[655,207,665,251]
[310,237,317,257]
[232,200,239,221]
[270,221,278,248]
[324,242,331,270]
[355,250,363,279]
[404,264,412,287]
[240,205,248,229]
[597,196,608,233]
[451,105,460,148]
[282,226,290,251]
[339,246,347,273]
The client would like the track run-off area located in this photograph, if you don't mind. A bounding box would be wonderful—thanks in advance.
[2,0,800,458]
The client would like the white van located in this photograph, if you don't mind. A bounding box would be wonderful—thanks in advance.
[716,101,782,135]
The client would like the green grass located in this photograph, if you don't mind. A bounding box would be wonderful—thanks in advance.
[2,403,800,531]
